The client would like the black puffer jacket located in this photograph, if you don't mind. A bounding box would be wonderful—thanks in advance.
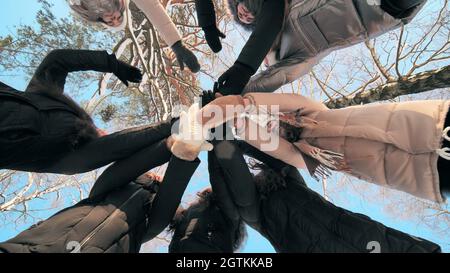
[0,49,172,175]
[0,140,200,253]
[211,140,441,253]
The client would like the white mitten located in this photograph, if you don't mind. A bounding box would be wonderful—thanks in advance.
[171,103,213,161]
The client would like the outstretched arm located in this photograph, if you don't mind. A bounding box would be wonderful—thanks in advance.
[236,0,285,73]
[144,156,201,240]
[132,0,181,47]
[238,140,307,187]
[212,140,261,227]
[195,0,216,28]
[195,0,225,53]
[208,150,241,226]
[244,92,329,113]
[217,0,285,94]
[236,140,288,172]
[131,0,199,72]
[237,118,306,169]
[48,120,173,175]
[26,49,116,95]
[243,53,325,93]
[89,138,171,199]
[198,91,328,130]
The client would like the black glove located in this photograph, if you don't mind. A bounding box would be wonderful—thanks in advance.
[114,60,143,87]
[217,62,255,95]
[108,54,143,87]
[381,0,422,19]
[200,89,216,107]
[203,25,226,53]
[171,41,201,73]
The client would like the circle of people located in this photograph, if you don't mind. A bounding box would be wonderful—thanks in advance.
[0,0,447,253]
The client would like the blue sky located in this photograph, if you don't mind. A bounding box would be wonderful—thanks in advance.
[0,0,448,253]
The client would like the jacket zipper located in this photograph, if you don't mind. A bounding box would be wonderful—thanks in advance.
[78,188,144,250]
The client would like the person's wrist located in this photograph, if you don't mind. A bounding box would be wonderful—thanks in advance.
[171,40,183,51]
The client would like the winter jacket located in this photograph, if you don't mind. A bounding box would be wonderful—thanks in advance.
[0,140,200,253]
[242,0,427,93]
[131,0,181,47]
[239,93,450,203]
[0,49,172,175]
[211,140,442,253]
[221,0,285,72]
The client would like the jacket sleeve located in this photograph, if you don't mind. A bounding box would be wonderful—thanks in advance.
[244,92,329,113]
[144,156,201,240]
[89,139,171,199]
[243,53,324,93]
[236,140,289,172]
[212,140,261,226]
[26,49,117,95]
[207,151,241,225]
[195,0,216,28]
[237,118,306,169]
[260,193,288,250]
[236,0,285,72]
[237,140,307,187]
[49,120,173,175]
[292,182,442,253]
[132,0,181,47]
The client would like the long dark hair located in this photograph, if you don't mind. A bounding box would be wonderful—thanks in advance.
[251,160,307,199]
[251,162,287,199]
[170,189,247,252]
[226,0,265,31]
[26,80,100,149]
[279,120,303,143]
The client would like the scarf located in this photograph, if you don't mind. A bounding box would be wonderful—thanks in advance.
[244,103,350,181]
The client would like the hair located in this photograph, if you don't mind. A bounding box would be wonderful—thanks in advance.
[279,120,303,143]
[69,0,123,23]
[226,0,265,31]
[26,80,100,149]
[251,158,308,199]
[170,188,247,252]
[251,162,288,199]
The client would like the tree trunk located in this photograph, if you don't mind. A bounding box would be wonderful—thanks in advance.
[326,65,450,109]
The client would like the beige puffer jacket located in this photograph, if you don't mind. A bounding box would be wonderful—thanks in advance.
[131,0,181,46]
[239,93,449,203]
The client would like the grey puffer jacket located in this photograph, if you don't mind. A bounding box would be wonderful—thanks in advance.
[243,0,426,93]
